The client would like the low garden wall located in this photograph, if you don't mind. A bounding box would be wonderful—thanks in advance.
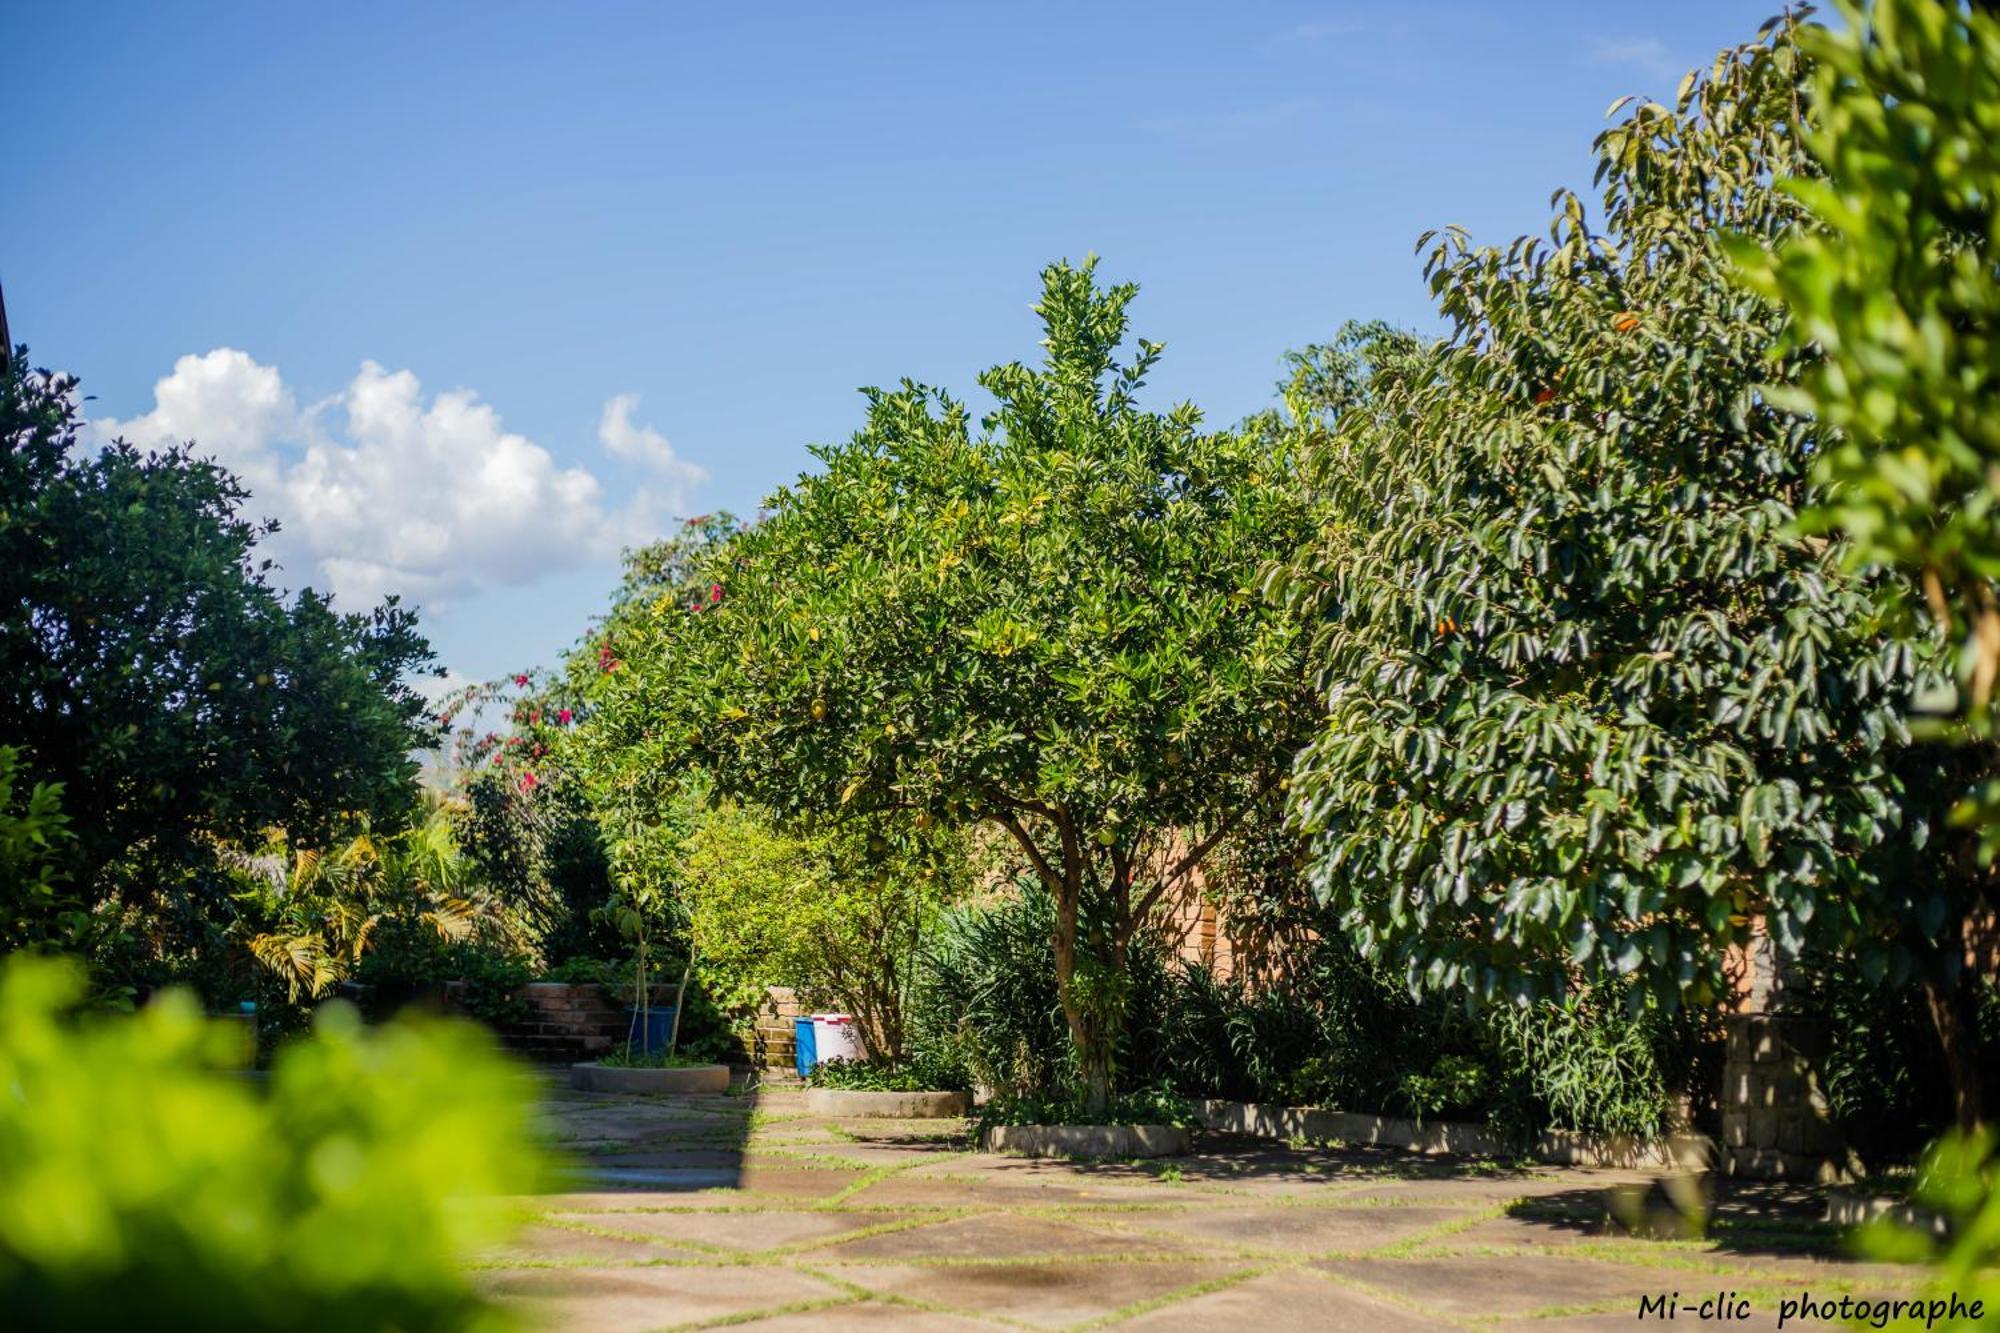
[1191,1098,1717,1171]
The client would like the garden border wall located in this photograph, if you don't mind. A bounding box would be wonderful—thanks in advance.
[800,1089,971,1118]
[1191,1098,1716,1171]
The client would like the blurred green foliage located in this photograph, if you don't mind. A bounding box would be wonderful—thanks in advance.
[1733,0,2000,741]
[0,953,545,1331]
[1851,1128,2000,1329]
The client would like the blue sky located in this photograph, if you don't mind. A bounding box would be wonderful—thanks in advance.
[4,2,1772,688]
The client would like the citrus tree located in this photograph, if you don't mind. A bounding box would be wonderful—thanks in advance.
[587,260,1313,1113]
[1275,15,1980,1108]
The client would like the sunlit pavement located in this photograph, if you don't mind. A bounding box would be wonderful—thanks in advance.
[477,1086,1919,1331]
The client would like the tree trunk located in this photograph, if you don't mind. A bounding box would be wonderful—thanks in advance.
[666,949,693,1059]
[1051,897,1127,1120]
[1922,974,1987,1133]
[630,929,649,1058]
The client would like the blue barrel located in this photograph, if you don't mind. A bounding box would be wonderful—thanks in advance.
[626,1006,677,1054]
[793,1016,818,1079]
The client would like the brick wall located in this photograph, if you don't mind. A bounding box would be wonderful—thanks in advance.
[489,982,670,1063]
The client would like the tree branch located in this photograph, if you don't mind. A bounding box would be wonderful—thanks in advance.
[1127,769,1285,929]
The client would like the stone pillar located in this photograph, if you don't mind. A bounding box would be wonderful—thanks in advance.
[1719,1013,1848,1181]
[1718,925,1852,1182]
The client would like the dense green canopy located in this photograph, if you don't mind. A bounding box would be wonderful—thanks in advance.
[1275,17,1975,1010]
[0,355,436,940]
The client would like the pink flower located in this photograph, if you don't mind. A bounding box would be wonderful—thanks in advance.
[710,583,723,603]
[514,673,530,688]
[558,709,573,725]
[519,772,539,792]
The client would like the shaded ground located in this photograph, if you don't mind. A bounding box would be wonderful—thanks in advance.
[484,1084,1926,1331]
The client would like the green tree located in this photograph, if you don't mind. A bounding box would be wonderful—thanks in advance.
[588,260,1312,1113]
[0,355,437,934]
[679,801,968,1060]
[1276,17,1980,1095]
[0,746,71,954]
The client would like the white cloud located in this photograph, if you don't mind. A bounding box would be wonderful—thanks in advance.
[600,392,698,480]
[1283,17,1403,43]
[94,350,704,613]
[1591,37,1681,80]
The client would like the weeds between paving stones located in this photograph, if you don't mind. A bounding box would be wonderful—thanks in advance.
[482,1090,1922,1329]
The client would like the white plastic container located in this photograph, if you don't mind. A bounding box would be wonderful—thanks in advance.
[810,1013,864,1064]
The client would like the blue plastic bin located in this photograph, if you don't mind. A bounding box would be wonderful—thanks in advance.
[794,1016,818,1079]
[625,1005,678,1054]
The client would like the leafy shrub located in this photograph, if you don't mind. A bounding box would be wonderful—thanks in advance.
[1158,935,1435,1112]
[679,802,967,1061]
[0,953,545,1330]
[353,922,533,1027]
[806,1055,969,1093]
[913,881,1173,1104]
[455,772,618,967]
[1794,961,2000,1169]
[1481,987,1714,1141]
[1154,932,1707,1141]
[1396,1055,1488,1127]
[975,1083,1196,1131]
[594,1047,718,1070]
[0,744,71,954]
[536,956,626,987]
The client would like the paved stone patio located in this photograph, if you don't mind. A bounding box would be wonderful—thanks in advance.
[477,1083,1927,1331]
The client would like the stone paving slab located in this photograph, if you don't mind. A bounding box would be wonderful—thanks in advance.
[475,1222,712,1266]
[541,1207,924,1254]
[823,1259,1254,1328]
[475,1263,843,1331]
[727,1301,1000,1330]
[1087,1201,1478,1256]
[1313,1252,1809,1321]
[474,1088,1931,1332]
[1119,1268,1441,1331]
[816,1212,1208,1264]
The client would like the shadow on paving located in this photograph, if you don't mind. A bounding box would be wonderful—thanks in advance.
[1505,1176,1850,1259]
[1054,1131,1546,1186]
[527,1071,759,1194]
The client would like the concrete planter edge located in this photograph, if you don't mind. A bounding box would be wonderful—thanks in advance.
[569,1062,732,1095]
[1191,1097,1718,1170]
[980,1123,1191,1159]
[800,1088,973,1118]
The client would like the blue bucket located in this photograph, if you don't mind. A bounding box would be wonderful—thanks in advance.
[793,1016,818,1079]
[625,1005,678,1054]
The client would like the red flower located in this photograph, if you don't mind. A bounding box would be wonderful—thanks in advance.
[558,709,573,725]
[710,583,723,603]
[529,709,541,725]
[519,772,539,792]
